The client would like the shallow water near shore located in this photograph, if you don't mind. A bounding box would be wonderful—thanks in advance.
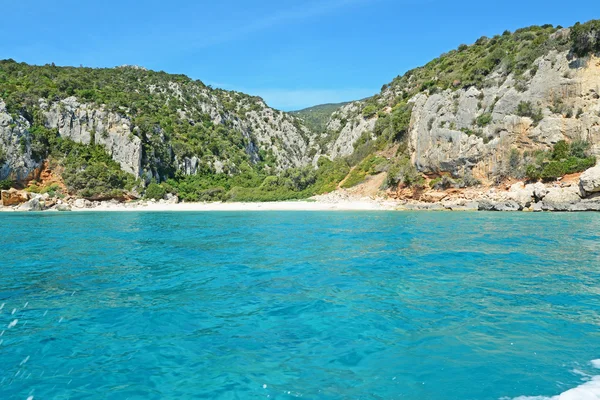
[1,211,600,399]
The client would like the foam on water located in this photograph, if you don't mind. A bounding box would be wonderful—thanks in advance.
[505,361,600,400]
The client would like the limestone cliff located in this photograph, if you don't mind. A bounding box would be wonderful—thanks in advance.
[42,97,143,176]
[0,101,39,181]
[407,50,600,182]
[0,63,319,184]
[323,24,600,184]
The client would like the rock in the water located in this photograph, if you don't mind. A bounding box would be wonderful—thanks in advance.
[567,198,600,211]
[477,200,496,211]
[579,164,600,196]
[398,202,445,211]
[18,197,42,211]
[531,202,544,212]
[1,188,29,206]
[542,186,582,211]
[493,200,521,212]
[439,199,479,211]
[506,185,534,208]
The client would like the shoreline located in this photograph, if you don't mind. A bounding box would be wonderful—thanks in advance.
[77,200,400,212]
[0,199,402,212]
[4,174,600,213]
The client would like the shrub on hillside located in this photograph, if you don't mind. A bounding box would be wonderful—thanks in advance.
[516,101,544,124]
[386,157,423,188]
[0,179,13,190]
[362,105,377,119]
[475,113,493,127]
[145,182,166,200]
[525,140,596,182]
[571,20,600,57]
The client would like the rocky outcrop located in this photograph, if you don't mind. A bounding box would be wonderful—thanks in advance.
[321,47,600,184]
[407,51,600,180]
[0,101,40,181]
[73,198,93,209]
[541,186,583,210]
[18,197,43,211]
[325,102,377,159]
[1,188,29,206]
[243,107,316,169]
[149,82,319,174]
[42,97,142,176]
[579,163,600,194]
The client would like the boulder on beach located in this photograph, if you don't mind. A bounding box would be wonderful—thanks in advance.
[73,198,93,208]
[542,186,582,211]
[18,197,43,211]
[579,164,600,196]
[1,188,29,206]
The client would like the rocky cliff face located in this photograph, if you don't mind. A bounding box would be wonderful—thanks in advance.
[323,26,600,183]
[2,21,599,198]
[325,102,377,159]
[42,97,143,176]
[0,72,319,183]
[147,81,317,176]
[0,101,39,181]
[407,50,600,181]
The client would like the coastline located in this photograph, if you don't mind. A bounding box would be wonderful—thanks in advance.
[76,199,399,212]
[0,198,401,212]
[4,170,600,213]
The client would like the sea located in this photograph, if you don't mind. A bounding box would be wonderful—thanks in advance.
[1,211,599,399]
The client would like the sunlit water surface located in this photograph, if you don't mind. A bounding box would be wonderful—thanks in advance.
[1,211,600,399]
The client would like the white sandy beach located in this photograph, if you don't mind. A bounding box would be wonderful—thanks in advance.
[74,199,400,212]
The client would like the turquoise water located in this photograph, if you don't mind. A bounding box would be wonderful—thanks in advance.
[1,211,600,400]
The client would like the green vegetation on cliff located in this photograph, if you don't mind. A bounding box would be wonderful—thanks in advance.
[0,60,276,178]
[525,140,596,181]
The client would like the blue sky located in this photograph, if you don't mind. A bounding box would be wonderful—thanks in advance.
[0,0,597,110]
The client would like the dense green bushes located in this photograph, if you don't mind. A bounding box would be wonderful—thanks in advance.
[362,105,377,119]
[158,156,351,202]
[389,24,566,95]
[525,140,596,181]
[57,140,136,199]
[571,20,600,57]
[373,102,413,145]
[0,179,13,190]
[145,182,166,200]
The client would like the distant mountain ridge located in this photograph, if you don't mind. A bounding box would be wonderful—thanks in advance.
[290,102,350,134]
